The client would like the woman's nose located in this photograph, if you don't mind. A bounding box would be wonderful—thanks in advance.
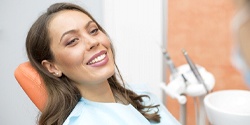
[85,36,99,50]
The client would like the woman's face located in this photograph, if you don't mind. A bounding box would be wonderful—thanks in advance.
[47,10,115,86]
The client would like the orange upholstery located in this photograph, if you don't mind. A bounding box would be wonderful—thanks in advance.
[14,62,47,111]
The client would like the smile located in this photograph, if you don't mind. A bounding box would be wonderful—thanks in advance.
[86,50,109,67]
[88,53,106,65]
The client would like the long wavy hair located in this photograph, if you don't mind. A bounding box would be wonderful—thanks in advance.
[26,2,160,125]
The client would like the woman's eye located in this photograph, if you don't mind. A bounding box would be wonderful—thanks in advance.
[90,28,99,35]
[66,38,79,46]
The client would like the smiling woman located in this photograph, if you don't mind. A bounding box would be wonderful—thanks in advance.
[25,2,180,125]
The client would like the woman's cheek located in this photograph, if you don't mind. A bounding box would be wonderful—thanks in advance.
[98,33,111,48]
[56,51,82,66]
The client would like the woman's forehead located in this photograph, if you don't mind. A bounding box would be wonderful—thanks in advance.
[50,10,92,26]
[48,10,93,38]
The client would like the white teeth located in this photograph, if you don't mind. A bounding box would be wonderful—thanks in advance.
[89,54,106,64]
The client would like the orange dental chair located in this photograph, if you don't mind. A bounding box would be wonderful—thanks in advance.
[14,62,47,111]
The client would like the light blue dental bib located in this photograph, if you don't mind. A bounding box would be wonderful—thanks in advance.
[63,91,180,125]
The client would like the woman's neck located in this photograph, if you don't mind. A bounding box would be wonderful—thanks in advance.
[76,81,116,103]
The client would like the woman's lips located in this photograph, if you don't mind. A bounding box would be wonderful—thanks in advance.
[87,50,109,67]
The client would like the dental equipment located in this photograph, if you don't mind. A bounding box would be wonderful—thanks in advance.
[162,50,178,79]
[182,49,211,125]
[162,49,189,85]
[161,49,189,125]
[182,49,209,94]
[160,49,215,125]
[204,90,250,125]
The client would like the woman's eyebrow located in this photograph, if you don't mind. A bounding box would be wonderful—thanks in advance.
[59,21,94,43]
[60,29,78,43]
[85,20,95,29]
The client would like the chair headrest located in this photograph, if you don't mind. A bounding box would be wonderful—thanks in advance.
[14,62,47,111]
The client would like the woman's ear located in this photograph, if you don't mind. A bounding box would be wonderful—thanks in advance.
[41,60,62,77]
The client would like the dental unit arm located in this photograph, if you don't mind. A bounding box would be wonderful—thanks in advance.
[160,49,215,125]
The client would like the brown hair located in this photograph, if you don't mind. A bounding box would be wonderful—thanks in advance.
[26,2,160,125]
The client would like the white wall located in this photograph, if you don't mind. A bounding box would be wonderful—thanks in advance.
[0,0,166,124]
[103,0,165,100]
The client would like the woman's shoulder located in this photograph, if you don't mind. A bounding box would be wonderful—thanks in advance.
[63,99,86,125]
